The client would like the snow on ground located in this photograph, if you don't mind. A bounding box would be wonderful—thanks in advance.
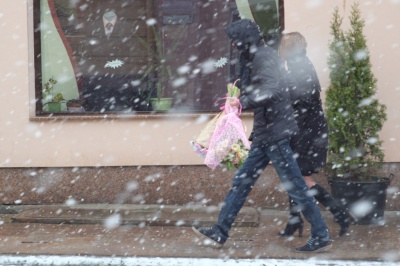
[0,256,398,266]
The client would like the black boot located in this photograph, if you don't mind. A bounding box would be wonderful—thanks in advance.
[295,236,333,253]
[279,196,304,237]
[311,184,350,236]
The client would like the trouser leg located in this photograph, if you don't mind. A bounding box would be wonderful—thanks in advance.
[311,184,350,230]
[268,139,329,239]
[217,146,270,235]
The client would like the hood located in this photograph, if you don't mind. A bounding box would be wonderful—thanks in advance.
[225,19,263,52]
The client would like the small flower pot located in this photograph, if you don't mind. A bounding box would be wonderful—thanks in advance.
[47,102,61,113]
[150,98,172,111]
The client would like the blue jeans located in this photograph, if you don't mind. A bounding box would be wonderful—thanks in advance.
[216,138,329,241]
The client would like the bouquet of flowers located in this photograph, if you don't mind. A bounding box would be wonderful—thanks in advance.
[220,140,249,170]
[191,81,250,170]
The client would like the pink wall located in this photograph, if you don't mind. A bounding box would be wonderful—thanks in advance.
[285,0,400,162]
[0,0,398,168]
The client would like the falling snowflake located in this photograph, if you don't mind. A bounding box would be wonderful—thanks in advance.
[214,57,228,68]
[105,59,124,69]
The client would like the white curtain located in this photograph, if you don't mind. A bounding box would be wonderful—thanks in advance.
[234,0,279,21]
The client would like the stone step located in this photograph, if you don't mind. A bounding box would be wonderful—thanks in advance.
[10,204,259,227]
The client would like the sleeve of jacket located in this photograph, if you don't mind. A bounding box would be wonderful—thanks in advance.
[239,54,284,110]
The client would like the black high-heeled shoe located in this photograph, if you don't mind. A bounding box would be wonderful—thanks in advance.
[278,216,304,237]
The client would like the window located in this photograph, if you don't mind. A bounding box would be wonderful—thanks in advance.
[34,0,283,115]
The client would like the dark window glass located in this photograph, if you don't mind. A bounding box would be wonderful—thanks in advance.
[34,0,283,115]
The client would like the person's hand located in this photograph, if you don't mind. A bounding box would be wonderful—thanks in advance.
[228,97,240,107]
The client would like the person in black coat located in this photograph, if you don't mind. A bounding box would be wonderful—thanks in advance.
[278,32,351,237]
[192,19,332,253]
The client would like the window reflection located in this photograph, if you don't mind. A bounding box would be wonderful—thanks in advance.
[35,0,282,115]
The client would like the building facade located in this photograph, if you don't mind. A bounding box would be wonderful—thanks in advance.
[0,0,399,209]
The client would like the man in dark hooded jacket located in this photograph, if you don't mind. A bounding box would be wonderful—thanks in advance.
[192,19,332,253]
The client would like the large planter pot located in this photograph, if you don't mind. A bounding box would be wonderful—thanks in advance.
[150,98,172,111]
[329,176,392,225]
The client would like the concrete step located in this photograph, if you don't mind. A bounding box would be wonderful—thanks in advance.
[10,204,260,227]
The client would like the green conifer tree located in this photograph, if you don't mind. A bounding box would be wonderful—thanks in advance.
[325,3,387,181]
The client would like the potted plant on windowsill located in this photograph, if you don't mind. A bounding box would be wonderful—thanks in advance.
[42,77,66,113]
[139,27,183,111]
[324,3,392,225]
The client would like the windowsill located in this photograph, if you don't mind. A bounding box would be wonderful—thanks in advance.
[30,111,254,121]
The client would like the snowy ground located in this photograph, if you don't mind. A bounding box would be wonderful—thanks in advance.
[0,256,398,266]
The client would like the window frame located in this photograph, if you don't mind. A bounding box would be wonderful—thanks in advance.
[32,0,285,118]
